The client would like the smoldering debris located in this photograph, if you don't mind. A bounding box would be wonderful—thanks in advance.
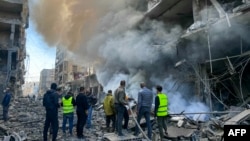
[0,96,249,141]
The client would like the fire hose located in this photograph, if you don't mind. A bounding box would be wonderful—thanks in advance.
[127,101,151,141]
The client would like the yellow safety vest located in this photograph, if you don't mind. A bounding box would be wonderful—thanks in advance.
[62,97,74,114]
[157,93,168,116]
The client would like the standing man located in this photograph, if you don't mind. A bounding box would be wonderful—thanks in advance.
[61,91,76,136]
[49,87,63,135]
[114,80,128,136]
[123,95,131,130]
[43,83,60,141]
[1,87,11,122]
[85,88,97,129]
[134,82,154,139]
[76,86,89,139]
[103,90,116,132]
[154,85,169,141]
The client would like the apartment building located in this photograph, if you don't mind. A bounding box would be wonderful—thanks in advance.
[38,69,55,95]
[22,81,39,97]
[55,47,101,97]
[0,0,29,100]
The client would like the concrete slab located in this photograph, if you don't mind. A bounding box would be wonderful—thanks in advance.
[103,133,143,141]
[181,11,250,39]
[224,109,250,125]
[166,126,197,138]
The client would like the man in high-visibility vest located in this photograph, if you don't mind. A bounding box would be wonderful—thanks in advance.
[61,91,76,136]
[154,85,169,141]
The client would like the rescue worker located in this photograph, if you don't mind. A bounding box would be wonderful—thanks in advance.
[154,85,169,141]
[61,91,76,136]
[103,90,116,132]
[114,80,128,136]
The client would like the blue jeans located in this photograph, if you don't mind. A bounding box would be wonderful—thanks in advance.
[86,106,92,128]
[115,104,125,136]
[134,106,152,139]
[123,109,129,129]
[2,106,9,121]
[62,113,74,134]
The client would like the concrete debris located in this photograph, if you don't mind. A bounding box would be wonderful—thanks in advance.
[0,96,249,141]
[233,3,250,13]
[224,109,250,125]
[186,21,206,33]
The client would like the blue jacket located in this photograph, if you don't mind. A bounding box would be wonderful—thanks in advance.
[2,92,11,107]
[137,87,153,111]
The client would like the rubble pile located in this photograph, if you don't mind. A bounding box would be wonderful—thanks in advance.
[0,96,130,141]
[163,106,250,141]
[1,96,250,141]
[0,96,44,140]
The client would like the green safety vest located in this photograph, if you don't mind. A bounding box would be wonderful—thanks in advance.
[62,97,74,114]
[157,93,168,116]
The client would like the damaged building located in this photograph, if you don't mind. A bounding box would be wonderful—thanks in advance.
[143,0,250,110]
[1,0,250,141]
[0,0,29,100]
[54,47,102,99]
[102,0,250,140]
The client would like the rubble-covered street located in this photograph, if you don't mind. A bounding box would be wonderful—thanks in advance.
[0,95,250,141]
[1,0,250,140]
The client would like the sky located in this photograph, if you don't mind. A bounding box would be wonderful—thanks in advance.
[24,20,56,82]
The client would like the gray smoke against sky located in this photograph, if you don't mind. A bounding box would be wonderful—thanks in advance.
[30,0,210,120]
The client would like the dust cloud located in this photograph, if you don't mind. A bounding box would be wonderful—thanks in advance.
[30,0,210,120]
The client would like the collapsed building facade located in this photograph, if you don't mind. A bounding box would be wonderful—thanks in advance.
[102,0,250,140]
[143,0,250,111]
[52,0,250,110]
[54,47,102,98]
[0,0,29,101]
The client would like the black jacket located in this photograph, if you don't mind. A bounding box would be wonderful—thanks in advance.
[86,92,97,106]
[43,90,59,112]
[76,93,89,114]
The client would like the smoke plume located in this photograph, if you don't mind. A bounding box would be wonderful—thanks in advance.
[30,0,210,121]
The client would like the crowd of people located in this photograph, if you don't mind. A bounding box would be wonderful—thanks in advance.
[1,80,169,141]
[42,83,97,140]
[103,80,169,141]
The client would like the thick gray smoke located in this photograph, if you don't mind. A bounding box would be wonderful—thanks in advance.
[31,0,210,121]
[93,16,210,120]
